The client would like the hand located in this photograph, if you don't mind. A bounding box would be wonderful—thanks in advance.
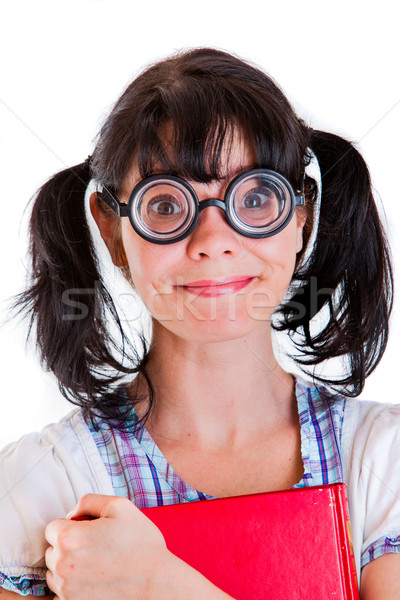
[45,494,170,600]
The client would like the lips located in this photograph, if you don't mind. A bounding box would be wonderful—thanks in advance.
[180,276,256,297]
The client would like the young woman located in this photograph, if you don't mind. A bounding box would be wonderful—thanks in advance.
[0,48,399,599]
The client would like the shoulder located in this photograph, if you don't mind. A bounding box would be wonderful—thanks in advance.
[340,396,400,515]
[0,409,113,499]
[296,378,400,582]
[341,396,400,479]
[340,396,400,581]
[296,378,400,480]
[0,410,113,578]
[295,376,400,443]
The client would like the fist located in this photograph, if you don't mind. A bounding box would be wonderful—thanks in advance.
[45,494,168,600]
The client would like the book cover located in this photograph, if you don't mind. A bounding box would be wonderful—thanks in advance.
[142,483,359,599]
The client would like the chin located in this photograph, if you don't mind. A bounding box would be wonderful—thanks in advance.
[172,310,273,344]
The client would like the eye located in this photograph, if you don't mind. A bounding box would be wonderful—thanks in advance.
[242,187,276,210]
[234,184,282,226]
[147,194,183,216]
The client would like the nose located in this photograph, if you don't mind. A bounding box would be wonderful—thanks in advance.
[186,202,242,261]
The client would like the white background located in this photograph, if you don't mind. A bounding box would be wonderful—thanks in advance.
[0,0,399,447]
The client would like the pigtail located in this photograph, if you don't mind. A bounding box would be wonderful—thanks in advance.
[276,130,393,396]
[14,160,144,424]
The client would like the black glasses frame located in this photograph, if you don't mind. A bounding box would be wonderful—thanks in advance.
[101,169,304,245]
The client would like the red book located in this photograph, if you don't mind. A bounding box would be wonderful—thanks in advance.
[142,483,359,599]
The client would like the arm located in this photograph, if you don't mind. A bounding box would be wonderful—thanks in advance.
[45,494,234,600]
[146,553,236,600]
[360,554,400,600]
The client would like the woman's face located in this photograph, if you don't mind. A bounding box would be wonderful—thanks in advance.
[117,133,306,344]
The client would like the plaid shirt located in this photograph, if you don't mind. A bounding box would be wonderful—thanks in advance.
[86,379,345,507]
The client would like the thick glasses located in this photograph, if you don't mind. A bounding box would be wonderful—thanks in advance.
[101,169,304,245]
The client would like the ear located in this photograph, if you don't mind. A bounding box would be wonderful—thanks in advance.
[295,209,307,254]
[89,193,127,267]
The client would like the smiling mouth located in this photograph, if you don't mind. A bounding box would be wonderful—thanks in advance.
[180,276,256,297]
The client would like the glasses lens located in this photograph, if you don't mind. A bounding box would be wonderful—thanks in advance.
[131,178,196,241]
[229,172,293,236]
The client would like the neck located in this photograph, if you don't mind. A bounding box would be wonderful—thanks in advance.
[133,321,297,451]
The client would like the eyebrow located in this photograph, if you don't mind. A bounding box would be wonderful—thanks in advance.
[142,163,262,186]
[212,163,261,182]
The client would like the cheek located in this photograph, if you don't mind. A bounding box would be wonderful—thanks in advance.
[246,226,299,273]
[120,225,157,287]
[266,214,304,267]
[244,225,301,307]
[120,224,183,296]
[122,239,160,288]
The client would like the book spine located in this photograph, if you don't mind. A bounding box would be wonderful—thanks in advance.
[333,484,360,599]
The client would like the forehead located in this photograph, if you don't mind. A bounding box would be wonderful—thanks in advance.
[121,127,259,197]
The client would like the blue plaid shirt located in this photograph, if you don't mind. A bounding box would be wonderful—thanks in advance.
[86,379,345,506]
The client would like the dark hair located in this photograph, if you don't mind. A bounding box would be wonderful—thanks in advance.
[15,48,393,427]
